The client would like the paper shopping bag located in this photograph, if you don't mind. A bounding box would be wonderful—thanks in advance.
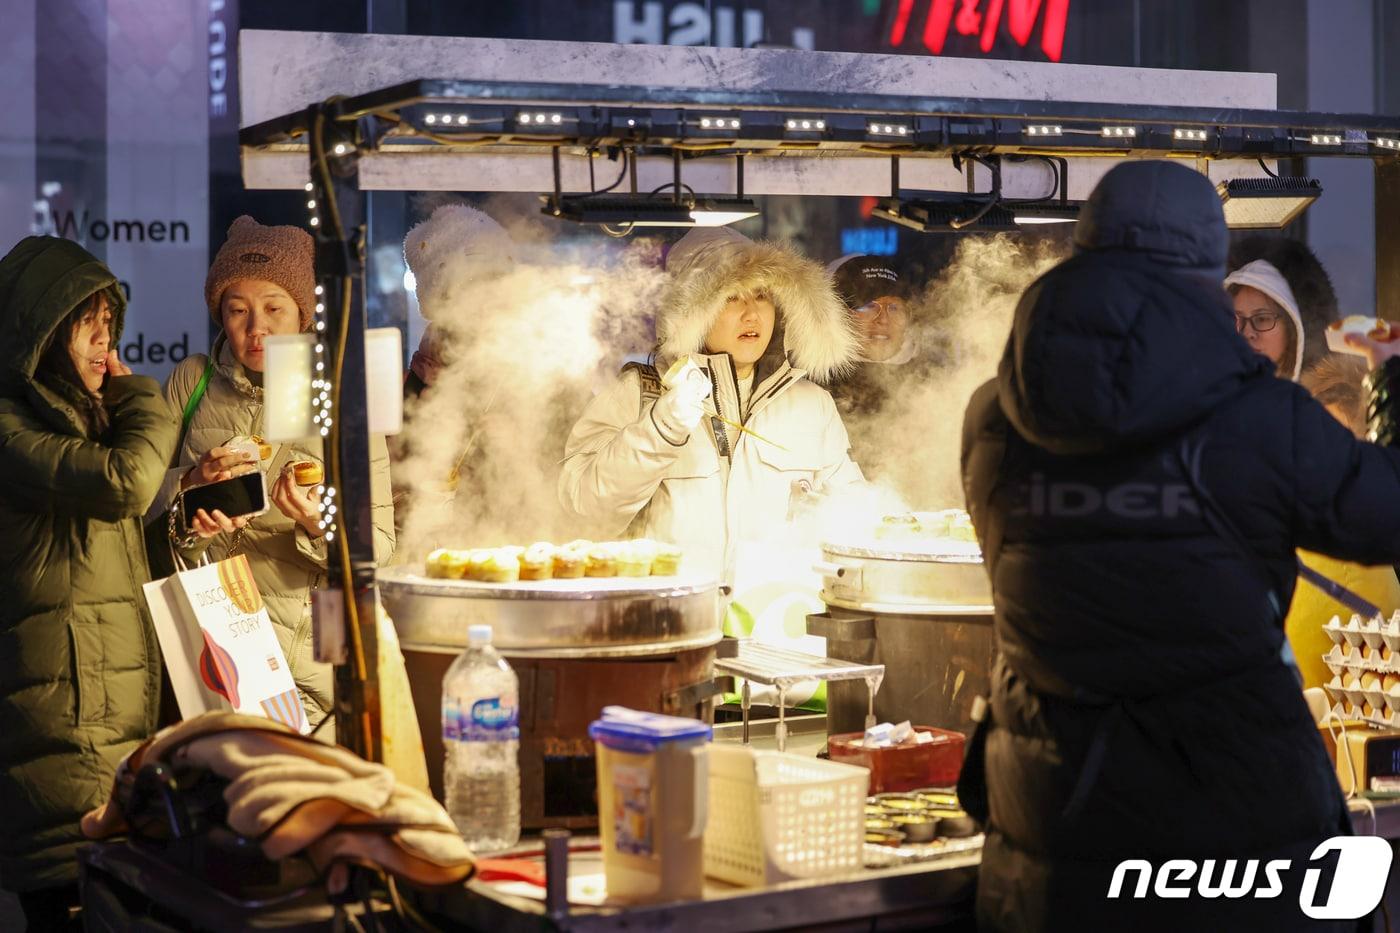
[144,554,308,733]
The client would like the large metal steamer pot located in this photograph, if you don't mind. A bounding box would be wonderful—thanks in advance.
[807,541,995,738]
[378,567,723,830]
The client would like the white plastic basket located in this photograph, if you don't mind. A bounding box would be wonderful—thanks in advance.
[704,745,869,886]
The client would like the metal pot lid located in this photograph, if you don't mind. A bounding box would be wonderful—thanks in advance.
[821,540,983,564]
[377,565,721,602]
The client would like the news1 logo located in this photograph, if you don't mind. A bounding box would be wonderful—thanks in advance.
[1108,837,1393,920]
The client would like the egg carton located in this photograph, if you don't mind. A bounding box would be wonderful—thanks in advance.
[1321,642,1399,677]
[1327,701,1392,728]
[1322,612,1400,653]
[1323,680,1400,721]
[1326,702,1400,731]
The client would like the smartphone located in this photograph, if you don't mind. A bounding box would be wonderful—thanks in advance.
[181,471,269,527]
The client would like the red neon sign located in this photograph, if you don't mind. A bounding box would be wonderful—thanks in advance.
[889,0,1070,63]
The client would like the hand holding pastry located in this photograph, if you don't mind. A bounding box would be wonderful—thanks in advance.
[1342,319,1400,368]
[271,465,324,537]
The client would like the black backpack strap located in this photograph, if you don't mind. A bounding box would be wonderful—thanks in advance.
[622,361,663,410]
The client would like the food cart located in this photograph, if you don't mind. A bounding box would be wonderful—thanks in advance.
[204,27,1400,928]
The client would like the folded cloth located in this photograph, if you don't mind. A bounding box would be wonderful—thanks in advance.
[82,711,474,890]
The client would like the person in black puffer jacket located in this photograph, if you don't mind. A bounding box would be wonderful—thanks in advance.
[961,159,1400,932]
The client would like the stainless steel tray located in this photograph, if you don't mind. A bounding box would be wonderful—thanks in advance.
[378,565,722,657]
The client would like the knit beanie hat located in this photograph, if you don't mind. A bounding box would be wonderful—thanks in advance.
[205,216,317,330]
[1223,259,1305,380]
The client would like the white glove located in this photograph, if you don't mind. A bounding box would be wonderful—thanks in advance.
[653,370,710,441]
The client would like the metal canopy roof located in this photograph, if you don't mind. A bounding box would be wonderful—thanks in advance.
[240,77,1400,163]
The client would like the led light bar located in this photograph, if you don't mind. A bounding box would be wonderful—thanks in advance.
[1173,128,1209,142]
[1375,137,1400,151]
[1101,126,1137,139]
[545,194,758,228]
[1025,124,1063,137]
[518,112,568,126]
[424,113,471,127]
[698,116,742,130]
[785,118,827,132]
[867,121,911,137]
[1310,133,1343,146]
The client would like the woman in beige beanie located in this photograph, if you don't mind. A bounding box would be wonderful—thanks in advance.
[146,216,396,732]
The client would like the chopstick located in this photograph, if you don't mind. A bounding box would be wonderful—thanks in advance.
[703,406,788,451]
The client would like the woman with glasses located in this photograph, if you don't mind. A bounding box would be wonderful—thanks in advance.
[1224,237,1340,381]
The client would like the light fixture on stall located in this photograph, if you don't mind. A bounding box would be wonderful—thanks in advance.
[1011,201,1082,224]
[867,121,912,138]
[547,193,758,227]
[1216,176,1322,229]
[874,196,1019,233]
[542,146,757,231]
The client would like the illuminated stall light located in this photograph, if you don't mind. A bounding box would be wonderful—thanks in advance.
[867,122,911,137]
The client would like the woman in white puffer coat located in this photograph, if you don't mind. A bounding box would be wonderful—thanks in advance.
[558,226,865,583]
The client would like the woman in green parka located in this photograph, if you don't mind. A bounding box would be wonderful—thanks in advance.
[0,237,179,928]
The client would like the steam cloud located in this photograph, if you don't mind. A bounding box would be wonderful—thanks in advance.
[392,206,664,562]
[817,234,1068,534]
[392,213,1067,561]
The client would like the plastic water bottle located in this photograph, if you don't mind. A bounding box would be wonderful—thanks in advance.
[442,624,521,851]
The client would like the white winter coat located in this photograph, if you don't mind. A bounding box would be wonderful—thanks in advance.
[558,228,865,582]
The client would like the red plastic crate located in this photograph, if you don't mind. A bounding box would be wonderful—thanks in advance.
[827,726,966,794]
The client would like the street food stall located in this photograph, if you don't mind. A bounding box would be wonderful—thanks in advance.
[76,27,1400,931]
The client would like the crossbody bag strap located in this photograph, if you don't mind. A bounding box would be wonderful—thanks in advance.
[175,358,216,460]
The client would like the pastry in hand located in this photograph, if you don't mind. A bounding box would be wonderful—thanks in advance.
[650,542,682,576]
[426,548,469,579]
[292,460,324,486]
[519,542,555,581]
[584,543,619,577]
[553,544,587,579]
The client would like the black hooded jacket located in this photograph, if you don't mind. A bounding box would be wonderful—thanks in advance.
[962,161,1400,931]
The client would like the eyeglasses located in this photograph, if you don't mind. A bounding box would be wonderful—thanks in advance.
[853,298,905,317]
[1235,311,1283,334]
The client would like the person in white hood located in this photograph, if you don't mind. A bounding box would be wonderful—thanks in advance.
[1224,258,1308,381]
[558,226,865,582]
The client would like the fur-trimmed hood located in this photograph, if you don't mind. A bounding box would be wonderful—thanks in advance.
[656,227,859,385]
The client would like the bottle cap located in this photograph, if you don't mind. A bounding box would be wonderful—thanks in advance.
[467,624,493,646]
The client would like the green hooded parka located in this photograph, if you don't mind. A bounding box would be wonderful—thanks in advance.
[0,236,177,891]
